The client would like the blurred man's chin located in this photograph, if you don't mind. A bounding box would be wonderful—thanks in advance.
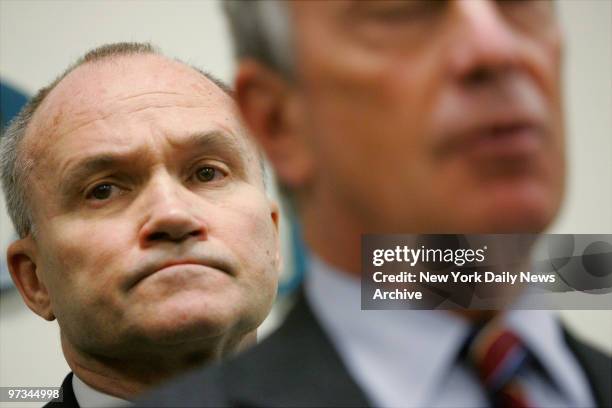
[461,185,562,233]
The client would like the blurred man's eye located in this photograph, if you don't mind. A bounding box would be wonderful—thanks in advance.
[86,183,118,200]
[497,0,555,22]
[346,0,446,47]
[358,0,444,23]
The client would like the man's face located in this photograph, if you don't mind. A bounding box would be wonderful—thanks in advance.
[289,0,565,234]
[22,55,279,358]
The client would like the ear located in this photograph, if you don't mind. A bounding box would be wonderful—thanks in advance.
[7,237,55,321]
[235,60,314,189]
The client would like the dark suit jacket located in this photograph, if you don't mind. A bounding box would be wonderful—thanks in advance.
[44,372,80,408]
[138,294,612,407]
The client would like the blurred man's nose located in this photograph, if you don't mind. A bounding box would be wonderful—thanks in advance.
[446,0,524,85]
[138,176,207,247]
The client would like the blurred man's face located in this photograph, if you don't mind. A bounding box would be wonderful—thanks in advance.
[20,55,280,359]
[289,0,565,234]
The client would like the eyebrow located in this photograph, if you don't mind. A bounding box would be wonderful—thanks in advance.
[61,154,127,189]
[171,130,252,179]
[59,130,252,197]
[173,131,249,166]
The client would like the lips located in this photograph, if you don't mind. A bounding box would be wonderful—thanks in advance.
[125,255,234,290]
[456,122,545,158]
[431,77,553,162]
[434,111,549,162]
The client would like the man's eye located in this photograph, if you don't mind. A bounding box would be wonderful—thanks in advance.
[86,183,116,200]
[195,166,224,182]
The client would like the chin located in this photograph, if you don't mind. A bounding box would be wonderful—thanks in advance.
[481,207,554,233]
[134,294,248,346]
[470,184,563,233]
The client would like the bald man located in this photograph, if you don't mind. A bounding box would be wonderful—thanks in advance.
[0,42,280,407]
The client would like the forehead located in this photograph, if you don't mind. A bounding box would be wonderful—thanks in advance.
[289,1,559,38]
[25,54,256,166]
[38,54,229,128]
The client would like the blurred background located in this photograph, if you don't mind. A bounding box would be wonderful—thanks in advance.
[0,0,610,401]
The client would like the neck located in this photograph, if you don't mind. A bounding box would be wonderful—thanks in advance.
[61,331,256,400]
[301,198,533,321]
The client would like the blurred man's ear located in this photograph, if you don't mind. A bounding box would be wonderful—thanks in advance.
[7,237,55,321]
[235,60,314,189]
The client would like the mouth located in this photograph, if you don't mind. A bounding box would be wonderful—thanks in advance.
[460,122,544,158]
[437,116,548,161]
[125,257,234,291]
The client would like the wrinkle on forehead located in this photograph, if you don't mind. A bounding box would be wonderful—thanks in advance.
[49,101,219,146]
[117,90,184,102]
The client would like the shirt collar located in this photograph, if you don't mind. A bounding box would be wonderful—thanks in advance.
[305,254,472,407]
[72,374,132,408]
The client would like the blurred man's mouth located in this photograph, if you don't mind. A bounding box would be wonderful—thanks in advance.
[454,121,545,160]
[431,76,553,166]
[433,107,549,165]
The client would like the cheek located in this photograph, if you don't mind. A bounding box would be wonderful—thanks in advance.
[211,193,278,278]
[37,219,133,306]
[303,69,436,214]
[215,199,279,314]
[303,46,436,172]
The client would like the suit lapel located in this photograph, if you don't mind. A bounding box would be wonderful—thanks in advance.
[222,292,370,407]
[564,329,612,408]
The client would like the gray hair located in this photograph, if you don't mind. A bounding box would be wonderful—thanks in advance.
[0,42,232,238]
[222,0,293,76]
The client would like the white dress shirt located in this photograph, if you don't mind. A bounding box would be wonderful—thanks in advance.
[304,255,596,408]
[72,374,132,408]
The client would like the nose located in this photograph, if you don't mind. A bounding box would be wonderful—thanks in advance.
[446,0,524,85]
[138,177,207,247]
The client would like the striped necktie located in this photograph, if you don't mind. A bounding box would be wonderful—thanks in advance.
[466,325,533,408]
